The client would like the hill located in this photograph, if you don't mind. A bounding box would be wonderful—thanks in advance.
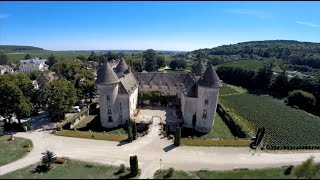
[188,40,320,72]
[0,45,44,52]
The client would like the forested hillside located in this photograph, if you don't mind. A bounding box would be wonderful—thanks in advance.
[0,45,44,52]
[188,40,320,71]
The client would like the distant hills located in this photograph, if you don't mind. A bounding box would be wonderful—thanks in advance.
[0,45,44,52]
[188,40,320,71]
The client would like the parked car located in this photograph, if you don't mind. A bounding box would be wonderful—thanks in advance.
[72,106,81,113]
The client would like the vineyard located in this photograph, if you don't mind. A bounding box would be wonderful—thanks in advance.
[220,94,320,150]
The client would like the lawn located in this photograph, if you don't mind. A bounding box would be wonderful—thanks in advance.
[181,139,251,147]
[55,130,128,142]
[153,167,320,179]
[0,135,33,167]
[220,93,320,150]
[153,169,193,179]
[219,83,247,96]
[0,159,133,179]
[73,115,96,129]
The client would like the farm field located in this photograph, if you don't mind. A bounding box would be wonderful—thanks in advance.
[219,83,247,96]
[217,60,265,71]
[220,94,320,150]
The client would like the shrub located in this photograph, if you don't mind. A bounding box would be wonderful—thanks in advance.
[41,150,56,169]
[127,127,133,143]
[129,155,139,176]
[284,165,294,175]
[287,90,316,112]
[132,122,137,140]
[165,167,175,178]
[119,163,125,173]
[174,128,181,146]
[293,156,320,179]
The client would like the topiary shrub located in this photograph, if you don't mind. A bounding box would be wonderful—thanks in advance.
[174,128,181,146]
[119,163,125,173]
[164,167,175,178]
[129,155,139,176]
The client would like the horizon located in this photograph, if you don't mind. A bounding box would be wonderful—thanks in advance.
[1,1,320,51]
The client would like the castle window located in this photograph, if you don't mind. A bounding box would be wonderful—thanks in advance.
[108,109,112,115]
[108,116,113,122]
[205,99,209,105]
[202,109,207,119]
[107,95,110,101]
[120,103,122,110]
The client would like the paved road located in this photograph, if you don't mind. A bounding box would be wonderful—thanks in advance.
[2,118,320,178]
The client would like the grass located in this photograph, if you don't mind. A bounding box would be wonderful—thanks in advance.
[219,83,247,96]
[220,93,320,150]
[154,167,320,179]
[217,60,265,71]
[73,115,96,129]
[55,130,128,142]
[0,135,33,167]
[181,139,251,147]
[0,159,133,179]
[153,169,193,179]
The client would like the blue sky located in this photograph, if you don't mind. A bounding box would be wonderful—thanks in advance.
[1,1,320,51]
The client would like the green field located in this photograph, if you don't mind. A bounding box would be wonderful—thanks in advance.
[0,159,132,179]
[220,94,320,150]
[217,60,265,71]
[219,83,247,96]
[55,130,128,142]
[0,135,33,167]
[154,167,320,179]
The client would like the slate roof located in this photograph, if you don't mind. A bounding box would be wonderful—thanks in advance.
[96,61,120,85]
[197,64,221,88]
[119,72,138,94]
[192,59,206,76]
[115,58,129,74]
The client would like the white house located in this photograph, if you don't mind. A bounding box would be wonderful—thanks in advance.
[19,58,49,73]
[0,65,14,75]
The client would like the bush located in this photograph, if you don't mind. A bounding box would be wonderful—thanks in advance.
[129,155,139,176]
[127,127,133,143]
[165,168,175,178]
[119,164,125,173]
[174,128,181,146]
[284,165,294,175]
[287,90,316,112]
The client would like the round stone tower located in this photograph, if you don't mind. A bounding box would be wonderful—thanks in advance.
[195,64,222,133]
[96,61,121,128]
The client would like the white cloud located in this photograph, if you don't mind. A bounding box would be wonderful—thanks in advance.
[0,14,10,19]
[296,21,319,28]
[225,9,272,19]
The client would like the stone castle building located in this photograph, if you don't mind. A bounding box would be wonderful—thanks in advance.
[96,58,222,133]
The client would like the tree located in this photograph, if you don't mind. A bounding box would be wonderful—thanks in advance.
[76,55,87,61]
[79,80,97,102]
[287,90,316,112]
[174,128,181,146]
[271,68,289,96]
[46,54,58,68]
[169,58,187,70]
[24,54,31,60]
[0,52,8,65]
[132,121,137,140]
[87,51,98,62]
[46,78,78,121]
[156,55,165,69]
[253,62,273,90]
[52,60,94,89]
[169,59,178,70]
[294,156,320,179]
[127,127,133,143]
[41,150,56,170]
[0,81,32,125]
[143,49,157,72]
[129,155,139,176]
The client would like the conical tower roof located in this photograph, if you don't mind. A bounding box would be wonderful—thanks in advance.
[192,59,206,76]
[115,58,129,74]
[96,61,120,85]
[198,64,221,88]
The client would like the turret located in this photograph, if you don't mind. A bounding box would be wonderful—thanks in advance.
[195,64,222,133]
[115,58,129,75]
[96,61,121,128]
[191,59,206,77]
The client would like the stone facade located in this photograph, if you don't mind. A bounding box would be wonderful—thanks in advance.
[96,58,222,132]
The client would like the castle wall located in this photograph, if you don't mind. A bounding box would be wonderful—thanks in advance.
[139,85,181,98]
[129,87,139,116]
[181,93,197,128]
[195,86,219,133]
